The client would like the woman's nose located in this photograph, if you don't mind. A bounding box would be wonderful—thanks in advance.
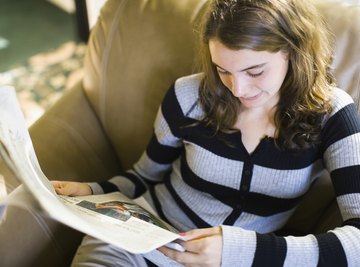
[230,77,249,97]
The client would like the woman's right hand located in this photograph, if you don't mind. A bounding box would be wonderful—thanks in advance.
[51,181,92,196]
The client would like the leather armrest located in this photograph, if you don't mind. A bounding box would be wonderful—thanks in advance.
[0,82,123,267]
[29,81,122,184]
[2,81,122,194]
[0,203,83,267]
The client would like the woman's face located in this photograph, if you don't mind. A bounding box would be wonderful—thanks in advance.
[209,39,289,111]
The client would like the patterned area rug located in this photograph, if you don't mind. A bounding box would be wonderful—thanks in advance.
[0,41,86,126]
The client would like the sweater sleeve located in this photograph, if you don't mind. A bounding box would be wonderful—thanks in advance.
[220,224,360,267]
[89,84,185,198]
[220,89,360,267]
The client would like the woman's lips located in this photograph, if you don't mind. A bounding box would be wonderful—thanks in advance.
[241,91,262,101]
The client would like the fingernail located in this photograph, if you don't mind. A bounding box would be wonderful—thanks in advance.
[178,232,186,236]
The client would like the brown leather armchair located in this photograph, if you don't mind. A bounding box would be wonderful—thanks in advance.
[0,0,359,266]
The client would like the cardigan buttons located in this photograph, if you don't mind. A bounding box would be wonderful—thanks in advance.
[244,169,252,176]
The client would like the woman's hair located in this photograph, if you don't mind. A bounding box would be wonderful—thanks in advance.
[197,0,335,150]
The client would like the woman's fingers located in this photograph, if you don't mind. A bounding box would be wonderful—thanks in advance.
[51,181,92,196]
[158,227,223,267]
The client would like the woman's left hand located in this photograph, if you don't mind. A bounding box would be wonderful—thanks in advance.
[158,226,223,267]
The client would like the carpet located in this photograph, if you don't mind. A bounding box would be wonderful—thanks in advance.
[0,41,86,126]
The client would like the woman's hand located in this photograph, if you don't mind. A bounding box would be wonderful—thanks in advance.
[158,226,223,267]
[51,181,92,196]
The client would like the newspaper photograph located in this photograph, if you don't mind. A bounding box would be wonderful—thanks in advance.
[0,86,183,254]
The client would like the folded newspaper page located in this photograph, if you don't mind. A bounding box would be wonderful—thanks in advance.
[0,86,184,254]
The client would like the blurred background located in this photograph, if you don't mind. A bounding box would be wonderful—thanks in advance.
[0,0,105,126]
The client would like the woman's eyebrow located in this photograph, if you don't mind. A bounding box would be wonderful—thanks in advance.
[240,63,266,72]
[212,62,266,72]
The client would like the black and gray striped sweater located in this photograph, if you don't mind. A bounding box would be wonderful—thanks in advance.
[89,73,360,266]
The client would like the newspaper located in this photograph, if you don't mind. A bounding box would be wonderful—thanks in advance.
[0,86,184,254]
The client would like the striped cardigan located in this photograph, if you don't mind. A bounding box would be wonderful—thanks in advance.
[90,73,360,266]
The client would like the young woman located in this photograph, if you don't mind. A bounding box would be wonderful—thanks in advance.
[53,0,360,266]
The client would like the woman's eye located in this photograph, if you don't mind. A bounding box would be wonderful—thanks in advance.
[247,71,264,78]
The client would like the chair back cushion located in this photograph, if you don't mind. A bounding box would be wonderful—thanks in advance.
[83,0,207,169]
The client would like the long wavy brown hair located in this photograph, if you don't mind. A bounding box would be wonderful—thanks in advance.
[196,0,335,150]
